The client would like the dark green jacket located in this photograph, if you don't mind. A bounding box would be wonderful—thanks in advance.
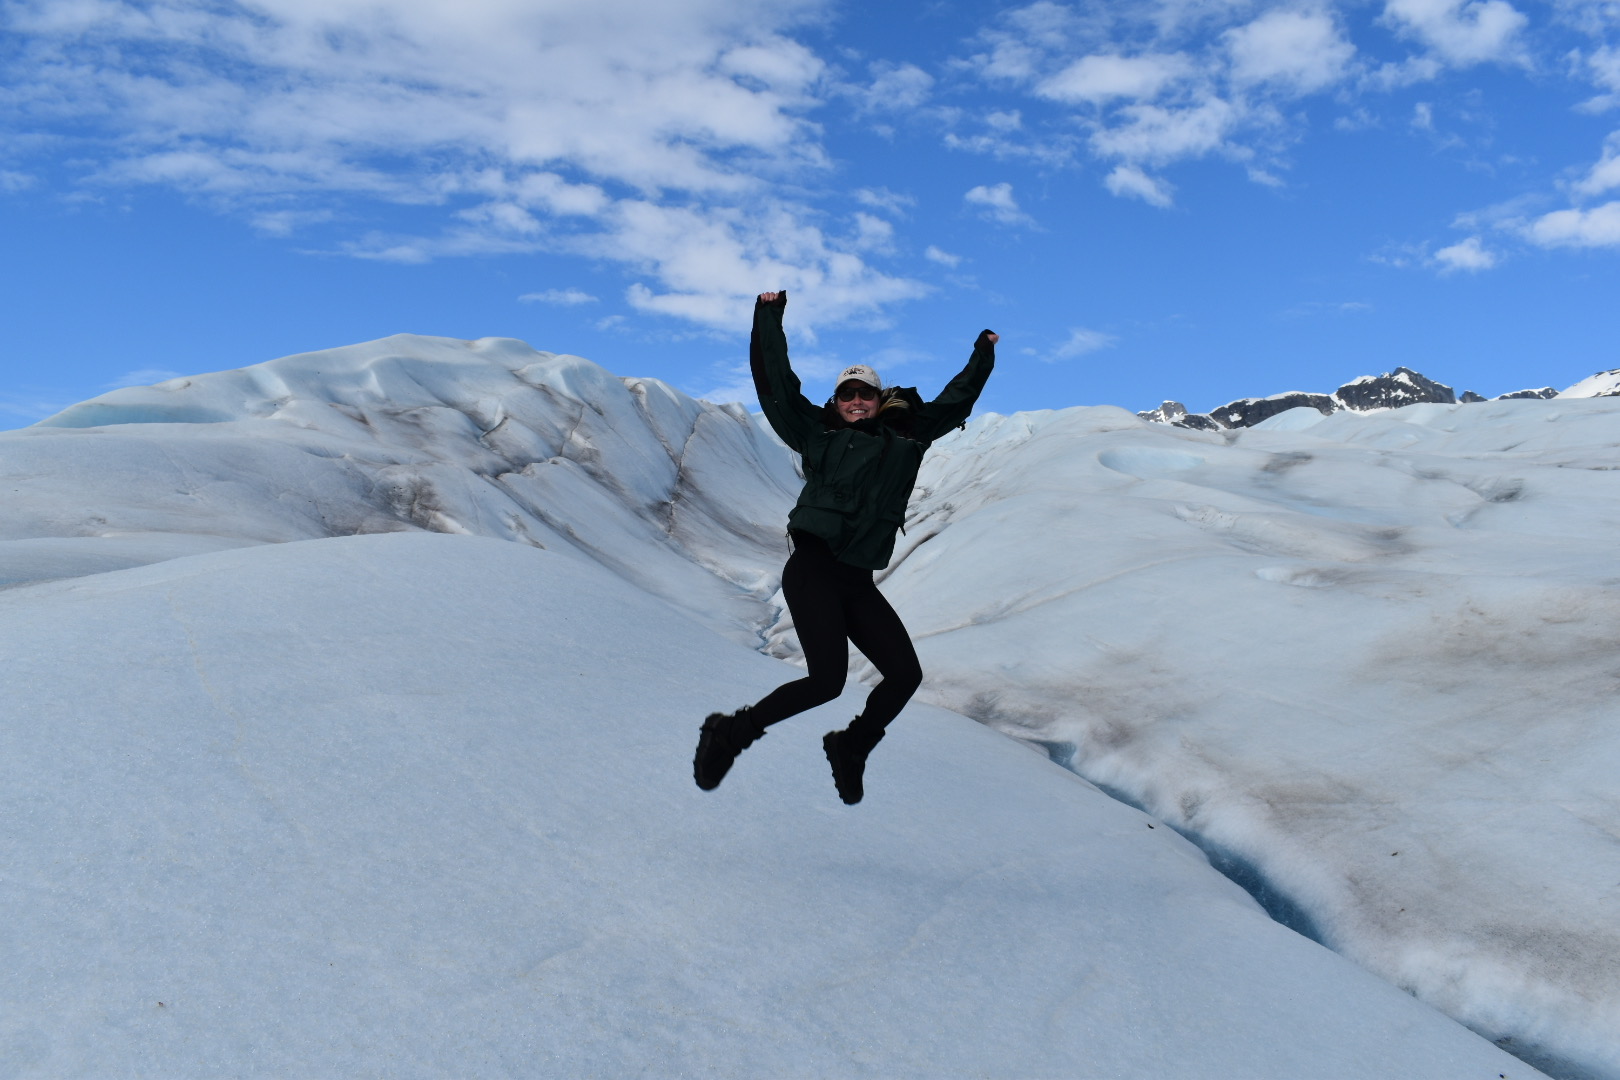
[749,292,996,570]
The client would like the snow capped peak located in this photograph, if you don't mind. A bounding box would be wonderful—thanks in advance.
[1331,366,1455,411]
[1560,368,1620,399]
[1144,363,1620,432]
[1140,366,1483,429]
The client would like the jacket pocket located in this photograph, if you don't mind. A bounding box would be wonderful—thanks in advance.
[799,476,860,513]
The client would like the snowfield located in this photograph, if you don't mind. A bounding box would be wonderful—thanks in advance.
[1,332,1611,1077]
[878,398,1620,1080]
[0,532,1535,1078]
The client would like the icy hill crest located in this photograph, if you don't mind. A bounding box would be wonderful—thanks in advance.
[15,334,802,645]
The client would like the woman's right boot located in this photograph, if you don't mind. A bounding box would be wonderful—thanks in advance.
[822,718,885,805]
[693,707,766,791]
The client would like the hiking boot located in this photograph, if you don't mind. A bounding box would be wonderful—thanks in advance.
[822,719,885,805]
[694,707,766,791]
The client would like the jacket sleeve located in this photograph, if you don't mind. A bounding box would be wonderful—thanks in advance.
[913,330,996,443]
[749,292,822,454]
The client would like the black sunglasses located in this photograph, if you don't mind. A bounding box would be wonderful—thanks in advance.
[836,384,879,402]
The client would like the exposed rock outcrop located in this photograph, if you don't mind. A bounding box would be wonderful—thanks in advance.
[1333,367,1455,411]
[1136,401,1222,430]
[1209,392,1339,429]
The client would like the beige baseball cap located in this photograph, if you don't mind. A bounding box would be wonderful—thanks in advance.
[835,364,882,392]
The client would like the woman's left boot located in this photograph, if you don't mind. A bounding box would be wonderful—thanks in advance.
[694,707,766,791]
[822,718,886,805]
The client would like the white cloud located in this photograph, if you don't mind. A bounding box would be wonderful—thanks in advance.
[1412,102,1436,130]
[861,345,936,376]
[1450,191,1545,232]
[955,0,1565,210]
[0,0,933,334]
[1525,201,1620,247]
[251,209,335,237]
[1572,132,1620,196]
[0,170,35,193]
[512,173,613,218]
[851,212,896,253]
[458,202,544,236]
[1037,53,1193,104]
[1048,326,1119,361]
[1382,0,1529,66]
[1574,46,1620,111]
[964,182,1035,226]
[942,127,1078,166]
[1280,300,1376,318]
[607,200,927,331]
[718,39,825,93]
[855,187,915,216]
[1364,54,1446,88]
[16,0,828,197]
[696,345,929,405]
[968,1,1081,83]
[1105,163,1175,207]
[1367,240,1427,268]
[0,392,74,424]
[925,245,963,267]
[1225,10,1355,93]
[696,363,759,405]
[1090,97,1239,165]
[1334,107,1381,131]
[1432,235,1500,270]
[958,2,1365,187]
[1246,165,1285,187]
[856,61,935,112]
[519,288,599,305]
[106,368,184,389]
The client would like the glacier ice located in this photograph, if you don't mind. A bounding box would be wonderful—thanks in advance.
[3,334,1614,1077]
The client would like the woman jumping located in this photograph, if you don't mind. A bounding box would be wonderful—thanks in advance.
[694,290,997,804]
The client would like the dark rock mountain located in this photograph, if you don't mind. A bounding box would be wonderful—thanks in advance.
[1210,392,1339,429]
[1134,400,1221,431]
[1140,367,1545,430]
[1334,368,1456,411]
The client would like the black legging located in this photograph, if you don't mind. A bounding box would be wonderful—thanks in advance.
[749,531,923,733]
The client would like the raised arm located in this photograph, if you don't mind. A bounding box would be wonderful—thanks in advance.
[913,330,998,443]
[749,290,822,453]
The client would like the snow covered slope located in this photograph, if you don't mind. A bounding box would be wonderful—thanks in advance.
[2,334,1610,1077]
[8,334,799,646]
[0,533,1536,1078]
[868,398,1620,1080]
[1560,368,1620,398]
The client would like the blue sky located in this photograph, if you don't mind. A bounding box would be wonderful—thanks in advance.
[3,0,1619,428]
